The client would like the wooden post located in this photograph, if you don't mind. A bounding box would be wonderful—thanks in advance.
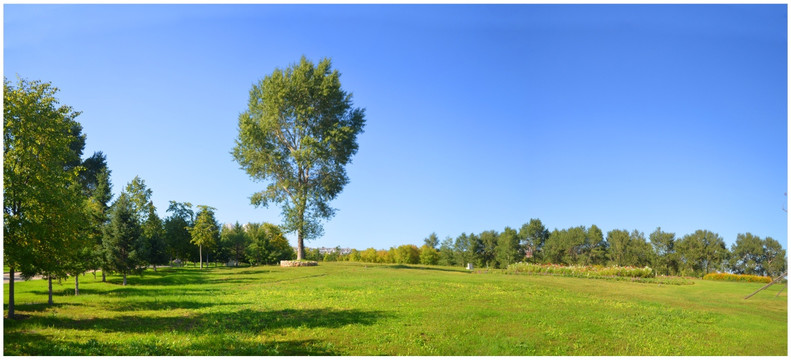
[745,271,787,300]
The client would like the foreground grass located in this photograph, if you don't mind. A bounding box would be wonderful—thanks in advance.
[3,262,787,355]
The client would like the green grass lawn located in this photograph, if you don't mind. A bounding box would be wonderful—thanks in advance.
[3,262,787,355]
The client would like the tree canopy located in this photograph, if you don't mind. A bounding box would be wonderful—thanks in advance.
[233,56,366,259]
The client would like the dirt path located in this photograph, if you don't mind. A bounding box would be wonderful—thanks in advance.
[3,273,44,284]
[3,265,173,284]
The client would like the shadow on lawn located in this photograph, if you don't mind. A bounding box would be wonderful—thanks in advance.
[4,331,341,355]
[5,307,391,336]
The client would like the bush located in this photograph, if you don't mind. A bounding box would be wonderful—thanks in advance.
[508,263,655,279]
[702,273,771,283]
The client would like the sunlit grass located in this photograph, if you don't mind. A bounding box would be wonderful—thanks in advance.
[3,262,787,355]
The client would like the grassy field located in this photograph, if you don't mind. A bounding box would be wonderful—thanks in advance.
[3,262,787,355]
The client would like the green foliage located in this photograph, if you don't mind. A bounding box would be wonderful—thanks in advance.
[437,236,456,266]
[264,223,295,263]
[232,56,366,259]
[143,206,168,268]
[423,232,439,249]
[478,230,499,268]
[103,194,145,283]
[676,230,728,276]
[221,222,249,266]
[494,227,521,268]
[4,77,90,309]
[164,201,196,262]
[125,176,154,222]
[649,227,678,276]
[729,233,786,277]
[518,219,549,262]
[360,248,378,263]
[394,245,419,264]
[244,222,294,265]
[606,229,653,267]
[419,245,439,265]
[189,205,220,269]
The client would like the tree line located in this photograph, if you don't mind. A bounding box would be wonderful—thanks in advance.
[318,219,786,278]
[3,77,294,318]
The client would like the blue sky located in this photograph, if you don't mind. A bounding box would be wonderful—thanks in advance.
[4,4,787,250]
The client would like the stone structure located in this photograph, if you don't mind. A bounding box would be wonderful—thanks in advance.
[280,260,318,267]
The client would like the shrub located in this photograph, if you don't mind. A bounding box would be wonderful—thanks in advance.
[702,273,771,283]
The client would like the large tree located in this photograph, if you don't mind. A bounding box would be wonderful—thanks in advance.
[4,77,86,315]
[677,229,728,276]
[232,56,366,260]
[650,227,678,275]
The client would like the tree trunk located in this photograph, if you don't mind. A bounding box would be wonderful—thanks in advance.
[75,274,79,296]
[102,268,106,282]
[123,272,127,286]
[199,245,203,269]
[153,264,157,272]
[297,231,304,260]
[48,276,53,305]
[8,267,15,319]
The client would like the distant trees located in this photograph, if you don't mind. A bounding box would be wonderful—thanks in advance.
[221,222,248,267]
[164,201,196,263]
[729,233,787,277]
[419,245,439,265]
[313,219,783,281]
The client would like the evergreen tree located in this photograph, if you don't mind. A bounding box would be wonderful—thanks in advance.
[103,194,144,286]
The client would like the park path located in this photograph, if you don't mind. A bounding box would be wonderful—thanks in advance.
[3,273,44,284]
[3,265,172,284]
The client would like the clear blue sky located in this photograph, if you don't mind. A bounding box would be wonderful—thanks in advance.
[4,4,787,251]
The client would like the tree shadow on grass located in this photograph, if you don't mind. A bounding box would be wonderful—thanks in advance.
[4,331,341,355]
[104,300,249,312]
[4,308,392,336]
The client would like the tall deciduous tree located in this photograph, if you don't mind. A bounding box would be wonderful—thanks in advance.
[189,205,219,269]
[677,229,728,276]
[424,233,439,249]
[233,56,366,260]
[650,227,678,275]
[729,232,764,275]
[495,227,521,268]
[519,219,549,262]
[438,236,456,266]
[4,77,86,315]
[762,237,786,277]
